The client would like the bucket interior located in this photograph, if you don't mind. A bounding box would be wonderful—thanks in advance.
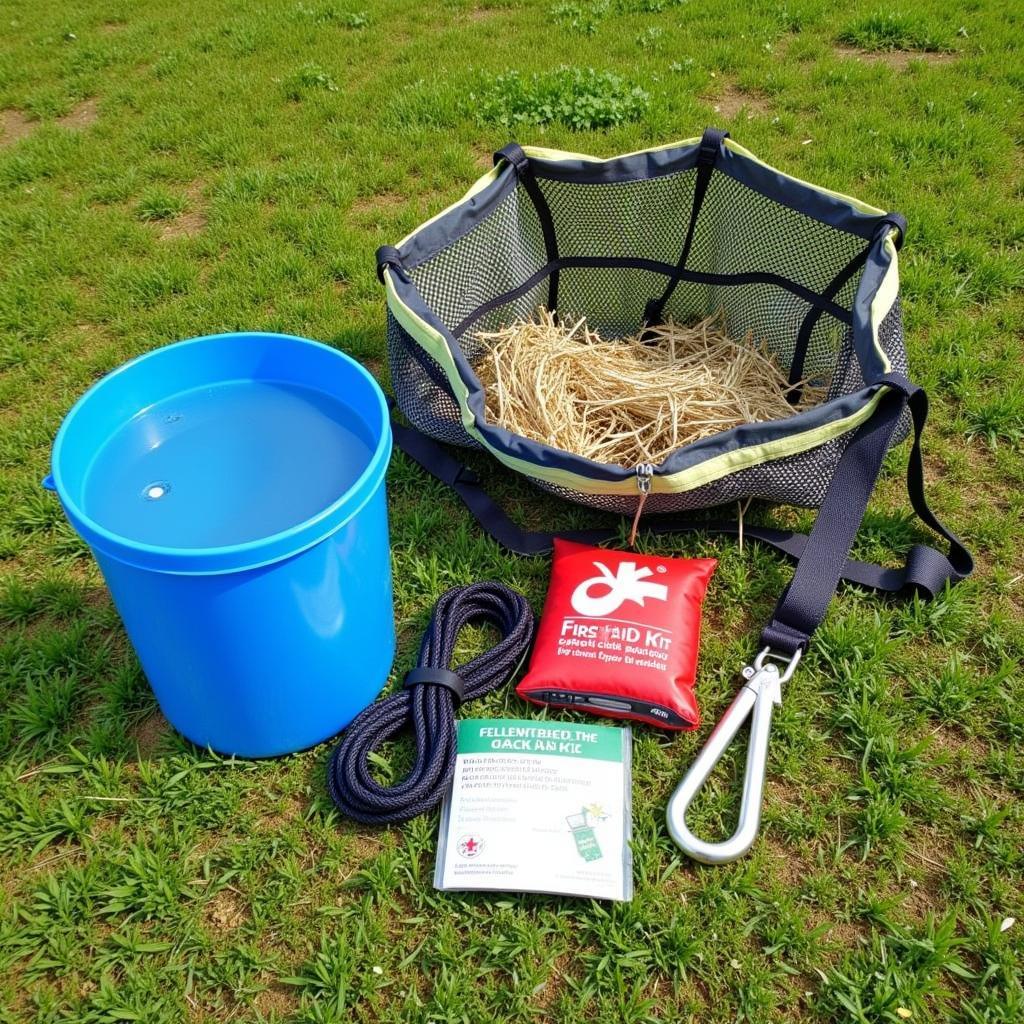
[55,334,387,554]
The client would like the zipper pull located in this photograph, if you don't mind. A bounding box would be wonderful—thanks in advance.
[628,462,654,548]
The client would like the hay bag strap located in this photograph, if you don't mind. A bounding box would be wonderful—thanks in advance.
[389,374,973,656]
[390,375,972,862]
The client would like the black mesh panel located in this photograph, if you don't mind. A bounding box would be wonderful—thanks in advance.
[455,278,552,350]
[668,280,814,371]
[386,150,909,512]
[553,266,669,338]
[687,171,867,293]
[407,183,548,333]
[386,311,478,448]
[535,169,698,263]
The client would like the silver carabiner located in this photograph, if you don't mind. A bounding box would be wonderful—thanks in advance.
[666,646,801,865]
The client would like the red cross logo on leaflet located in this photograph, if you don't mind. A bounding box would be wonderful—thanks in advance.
[457,835,484,858]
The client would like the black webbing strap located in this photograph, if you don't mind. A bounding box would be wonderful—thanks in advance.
[495,142,560,310]
[787,246,870,400]
[449,256,853,340]
[787,213,907,399]
[403,666,466,707]
[644,127,728,327]
[761,373,971,655]
[388,381,972,627]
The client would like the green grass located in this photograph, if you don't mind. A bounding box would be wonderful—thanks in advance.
[836,10,955,53]
[477,67,650,129]
[0,0,1022,1021]
[135,187,187,222]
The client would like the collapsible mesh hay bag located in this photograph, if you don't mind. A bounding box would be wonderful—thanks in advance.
[377,131,973,863]
[378,130,913,517]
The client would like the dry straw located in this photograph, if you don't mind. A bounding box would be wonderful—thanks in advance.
[475,307,826,467]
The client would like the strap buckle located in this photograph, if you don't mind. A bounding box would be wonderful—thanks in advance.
[666,646,800,864]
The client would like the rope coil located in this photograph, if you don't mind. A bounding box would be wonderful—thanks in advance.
[326,581,535,825]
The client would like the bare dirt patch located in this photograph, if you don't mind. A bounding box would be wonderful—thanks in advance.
[253,791,308,834]
[0,108,35,147]
[467,5,501,21]
[158,209,206,240]
[129,709,170,757]
[710,84,772,121]
[252,981,300,1019]
[158,181,208,240]
[472,142,493,169]
[204,887,248,933]
[927,723,988,762]
[66,321,113,359]
[835,45,958,71]
[350,191,406,215]
[873,829,957,921]
[826,919,868,948]
[762,833,815,891]
[532,952,570,1016]
[58,98,99,131]
[901,866,947,920]
[341,828,389,865]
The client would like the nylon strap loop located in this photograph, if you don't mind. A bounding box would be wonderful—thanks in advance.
[493,140,560,310]
[375,245,407,284]
[759,384,909,652]
[698,126,729,165]
[494,142,530,173]
[760,620,811,657]
[877,212,908,250]
[760,373,972,655]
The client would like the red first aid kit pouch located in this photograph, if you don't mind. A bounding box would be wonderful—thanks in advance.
[517,539,717,729]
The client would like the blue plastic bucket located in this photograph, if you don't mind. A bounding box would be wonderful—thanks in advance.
[47,332,394,757]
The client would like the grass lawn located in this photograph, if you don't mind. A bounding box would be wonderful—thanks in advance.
[1,0,1022,1020]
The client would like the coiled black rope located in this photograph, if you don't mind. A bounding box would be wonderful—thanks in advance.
[326,581,534,825]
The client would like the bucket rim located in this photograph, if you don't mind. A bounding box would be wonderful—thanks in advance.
[51,331,392,575]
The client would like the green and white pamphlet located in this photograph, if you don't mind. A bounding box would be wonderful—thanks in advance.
[434,719,632,901]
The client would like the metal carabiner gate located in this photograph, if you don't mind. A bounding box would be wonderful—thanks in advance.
[666,647,801,865]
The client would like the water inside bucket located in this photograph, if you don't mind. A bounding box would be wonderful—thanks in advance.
[83,380,375,549]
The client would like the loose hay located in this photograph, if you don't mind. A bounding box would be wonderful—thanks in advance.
[475,308,827,466]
